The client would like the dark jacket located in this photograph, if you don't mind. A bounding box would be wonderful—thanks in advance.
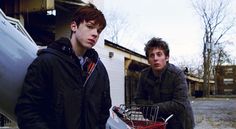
[15,37,112,129]
[135,63,194,129]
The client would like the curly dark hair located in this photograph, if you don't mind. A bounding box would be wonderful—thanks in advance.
[144,37,169,58]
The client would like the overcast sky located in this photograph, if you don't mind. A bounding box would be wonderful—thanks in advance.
[103,0,236,64]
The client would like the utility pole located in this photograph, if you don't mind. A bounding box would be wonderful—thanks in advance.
[207,42,212,97]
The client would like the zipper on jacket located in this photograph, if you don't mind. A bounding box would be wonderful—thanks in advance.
[82,59,98,87]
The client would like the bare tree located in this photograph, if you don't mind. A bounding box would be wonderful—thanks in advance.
[103,7,129,44]
[103,7,155,54]
[212,41,233,66]
[192,0,235,96]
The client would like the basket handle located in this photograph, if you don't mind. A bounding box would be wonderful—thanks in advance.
[165,114,174,123]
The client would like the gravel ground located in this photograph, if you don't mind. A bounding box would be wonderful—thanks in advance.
[191,97,236,129]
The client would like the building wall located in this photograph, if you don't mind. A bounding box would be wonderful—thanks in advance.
[101,46,125,106]
[102,42,150,106]
[186,75,215,97]
[216,65,236,95]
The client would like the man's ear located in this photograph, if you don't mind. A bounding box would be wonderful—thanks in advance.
[71,21,78,32]
[165,56,169,62]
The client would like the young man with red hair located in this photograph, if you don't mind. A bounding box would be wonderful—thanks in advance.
[15,3,111,129]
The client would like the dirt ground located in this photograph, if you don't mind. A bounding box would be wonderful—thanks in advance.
[191,97,236,129]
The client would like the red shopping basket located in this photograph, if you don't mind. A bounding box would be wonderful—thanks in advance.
[112,104,167,129]
[123,119,166,129]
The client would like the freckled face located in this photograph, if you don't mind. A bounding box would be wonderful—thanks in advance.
[148,47,169,73]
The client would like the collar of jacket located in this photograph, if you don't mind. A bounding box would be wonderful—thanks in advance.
[148,63,169,80]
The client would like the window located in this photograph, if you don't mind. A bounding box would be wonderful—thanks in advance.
[223,78,234,85]
[225,68,233,75]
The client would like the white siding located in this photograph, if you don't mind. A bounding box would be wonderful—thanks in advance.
[95,44,125,106]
